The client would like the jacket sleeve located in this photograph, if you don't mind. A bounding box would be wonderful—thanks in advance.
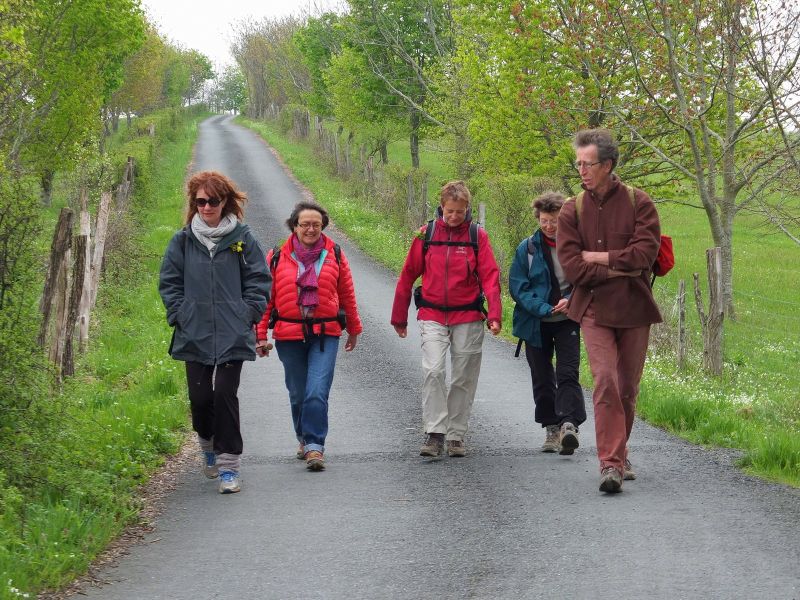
[476,228,502,322]
[336,250,363,336]
[508,242,552,318]
[241,233,271,326]
[556,199,609,287]
[607,190,661,271]
[158,231,185,326]
[256,248,275,340]
[390,234,425,327]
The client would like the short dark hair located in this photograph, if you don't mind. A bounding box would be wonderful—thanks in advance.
[532,191,566,218]
[574,128,619,171]
[285,200,330,231]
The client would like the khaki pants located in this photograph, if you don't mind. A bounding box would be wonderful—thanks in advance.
[419,320,485,441]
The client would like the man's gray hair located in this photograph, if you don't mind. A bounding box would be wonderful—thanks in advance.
[574,128,618,171]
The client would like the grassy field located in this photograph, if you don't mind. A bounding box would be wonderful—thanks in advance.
[239,116,800,487]
[1,109,204,598]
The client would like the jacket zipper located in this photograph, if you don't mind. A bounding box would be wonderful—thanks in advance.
[209,246,217,362]
[443,227,451,325]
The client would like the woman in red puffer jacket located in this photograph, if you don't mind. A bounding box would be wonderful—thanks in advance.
[256,201,362,472]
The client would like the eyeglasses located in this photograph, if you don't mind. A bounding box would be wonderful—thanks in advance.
[297,222,322,231]
[538,219,558,227]
[196,197,222,207]
[574,160,602,171]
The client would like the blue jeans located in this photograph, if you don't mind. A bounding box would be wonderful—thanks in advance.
[276,336,340,453]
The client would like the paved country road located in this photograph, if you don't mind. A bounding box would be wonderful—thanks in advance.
[76,116,800,599]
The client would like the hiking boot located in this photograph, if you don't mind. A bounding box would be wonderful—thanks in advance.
[218,470,241,494]
[305,450,325,471]
[541,425,560,453]
[447,440,466,457]
[558,422,579,455]
[624,459,637,481]
[296,443,305,460]
[202,451,218,479]
[599,467,623,493]
[419,433,444,457]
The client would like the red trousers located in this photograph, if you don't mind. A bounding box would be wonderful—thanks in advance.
[580,306,650,474]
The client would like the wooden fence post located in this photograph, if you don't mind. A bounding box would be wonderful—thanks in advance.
[89,191,112,310]
[478,202,487,227]
[38,208,74,346]
[78,189,92,351]
[693,247,724,375]
[49,248,71,368]
[62,234,88,377]
[677,278,686,370]
[334,135,341,175]
[366,156,374,188]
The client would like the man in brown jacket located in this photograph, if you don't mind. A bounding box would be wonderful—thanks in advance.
[557,129,662,493]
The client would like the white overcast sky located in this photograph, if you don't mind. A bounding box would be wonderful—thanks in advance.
[140,0,340,71]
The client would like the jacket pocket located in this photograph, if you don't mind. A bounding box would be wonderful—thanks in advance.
[175,299,195,328]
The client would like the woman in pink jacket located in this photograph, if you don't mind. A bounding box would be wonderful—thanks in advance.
[256,201,362,472]
[391,181,502,458]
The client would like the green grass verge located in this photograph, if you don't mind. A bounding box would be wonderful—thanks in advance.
[238,115,800,488]
[0,109,205,598]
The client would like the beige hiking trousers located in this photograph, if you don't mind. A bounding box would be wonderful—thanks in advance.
[419,320,485,441]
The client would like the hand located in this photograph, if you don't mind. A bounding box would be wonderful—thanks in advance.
[487,320,501,335]
[552,298,569,314]
[581,250,609,265]
[394,325,407,338]
[255,340,273,357]
[345,333,358,351]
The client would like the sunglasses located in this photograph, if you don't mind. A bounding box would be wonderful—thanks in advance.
[195,197,222,207]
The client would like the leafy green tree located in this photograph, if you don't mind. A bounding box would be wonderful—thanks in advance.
[324,46,406,163]
[344,0,455,167]
[294,13,343,117]
[212,65,248,113]
[5,0,146,202]
[231,16,310,118]
[110,24,168,127]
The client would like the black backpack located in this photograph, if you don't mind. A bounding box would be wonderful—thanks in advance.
[413,219,486,314]
[267,242,345,349]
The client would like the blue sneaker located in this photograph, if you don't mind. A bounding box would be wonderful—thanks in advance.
[202,451,218,479]
[218,470,241,494]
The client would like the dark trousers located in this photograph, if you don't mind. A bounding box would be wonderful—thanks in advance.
[524,319,586,428]
[185,361,243,456]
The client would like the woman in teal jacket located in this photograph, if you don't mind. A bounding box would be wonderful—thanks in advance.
[509,192,585,455]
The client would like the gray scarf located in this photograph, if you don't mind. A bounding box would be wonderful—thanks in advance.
[191,213,238,256]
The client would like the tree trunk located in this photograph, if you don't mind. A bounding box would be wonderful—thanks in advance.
[40,169,55,207]
[379,141,388,165]
[410,109,421,169]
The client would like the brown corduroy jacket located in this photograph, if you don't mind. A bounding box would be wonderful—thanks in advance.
[557,176,662,328]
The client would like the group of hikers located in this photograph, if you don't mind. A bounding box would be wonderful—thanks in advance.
[158,127,663,496]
